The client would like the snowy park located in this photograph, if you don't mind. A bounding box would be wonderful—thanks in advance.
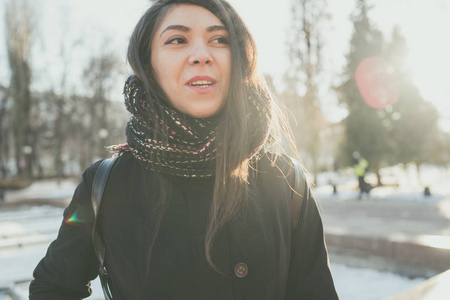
[2,0,450,298]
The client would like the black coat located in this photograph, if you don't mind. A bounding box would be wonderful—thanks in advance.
[29,152,339,299]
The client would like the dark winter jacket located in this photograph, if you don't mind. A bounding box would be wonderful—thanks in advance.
[29,152,339,299]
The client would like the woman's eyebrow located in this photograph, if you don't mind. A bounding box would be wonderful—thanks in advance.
[207,25,228,32]
[159,24,228,37]
[159,25,190,37]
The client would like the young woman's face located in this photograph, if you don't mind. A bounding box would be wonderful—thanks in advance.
[151,4,231,119]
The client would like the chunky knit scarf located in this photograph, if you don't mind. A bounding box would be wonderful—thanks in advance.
[109,75,271,177]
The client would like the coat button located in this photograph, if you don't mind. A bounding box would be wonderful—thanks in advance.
[234,262,248,278]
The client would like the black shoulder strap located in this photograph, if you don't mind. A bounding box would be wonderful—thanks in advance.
[290,157,307,229]
[91,156,118,300]
[91,157,118,217]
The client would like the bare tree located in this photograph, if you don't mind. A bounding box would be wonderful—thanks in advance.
[5,0,37,178]
[82,39,120,166]
[51,35,83,178]
[283,0,329,183]
[0,86,11,177]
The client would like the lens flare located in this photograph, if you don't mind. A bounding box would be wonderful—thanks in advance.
[355,56,399,109]
[64,208,86,226]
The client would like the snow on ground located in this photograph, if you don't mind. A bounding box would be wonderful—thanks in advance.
[1,245,426,300]
[3,178,79,202]
[331,263,425,300]
[0,206,103,300]
[6,261,424,300]
[0,206,428,300]
[315,164,450,202]
[2,164,448,298]
[3,163,449,204]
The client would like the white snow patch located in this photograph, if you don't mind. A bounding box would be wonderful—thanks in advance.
[315,164,450,202]
[4,179,79,202]
[331,263,426,300]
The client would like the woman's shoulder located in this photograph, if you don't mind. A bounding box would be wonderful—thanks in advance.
[81,151,138,185]
[254,152,297,187]
[256,152,295,173]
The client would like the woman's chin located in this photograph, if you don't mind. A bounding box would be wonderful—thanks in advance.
[181,105,224,119]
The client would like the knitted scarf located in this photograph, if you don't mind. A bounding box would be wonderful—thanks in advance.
[109,75,271,177]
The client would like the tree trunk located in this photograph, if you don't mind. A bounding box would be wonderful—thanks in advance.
[375,168,383,186]
[54,95,65,178]
[414,161,422,185]
[0,88,10,178]
[6,0,36,179]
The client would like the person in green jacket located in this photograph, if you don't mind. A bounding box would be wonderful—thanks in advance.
[352,152,371,199]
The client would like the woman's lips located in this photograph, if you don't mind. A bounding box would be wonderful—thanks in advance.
[187,82,217,93]
[186,76,217,93]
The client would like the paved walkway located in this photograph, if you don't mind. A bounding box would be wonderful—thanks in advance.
[316,189,450,298]
[317,189,450,273]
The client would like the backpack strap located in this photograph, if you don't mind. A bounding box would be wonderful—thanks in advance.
[290,157,307,229]
[91,156,118,300]
[91,157,118,217]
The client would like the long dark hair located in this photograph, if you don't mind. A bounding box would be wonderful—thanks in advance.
[127,0,295,274]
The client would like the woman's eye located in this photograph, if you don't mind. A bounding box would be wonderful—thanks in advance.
[211,36,229,44]
[165,37,186,45]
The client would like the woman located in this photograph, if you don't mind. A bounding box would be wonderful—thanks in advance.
[29,0,339,299]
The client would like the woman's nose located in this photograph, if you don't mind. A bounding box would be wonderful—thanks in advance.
[189,42,213,65]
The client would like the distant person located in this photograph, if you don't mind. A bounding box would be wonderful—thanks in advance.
[29,1,338,299]
[352,152,371,199]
